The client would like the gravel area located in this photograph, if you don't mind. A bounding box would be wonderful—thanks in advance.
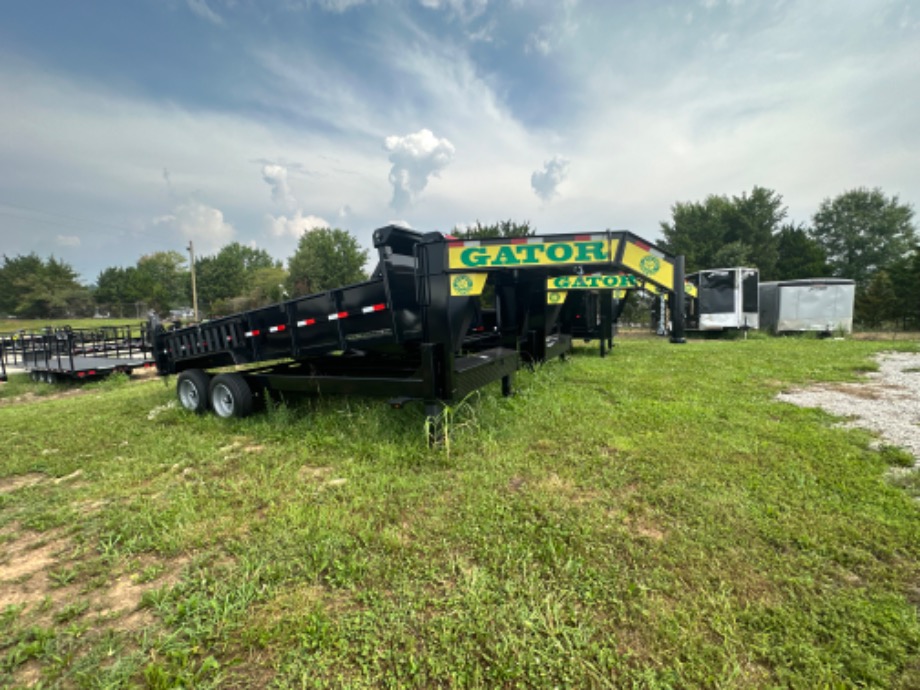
[777,352,920,465]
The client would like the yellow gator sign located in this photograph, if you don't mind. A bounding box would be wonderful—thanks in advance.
[546,274,638,290]
[448,239,614,269]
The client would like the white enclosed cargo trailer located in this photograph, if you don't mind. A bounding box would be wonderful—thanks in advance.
[758,279,855,334]
[686,267,759,331]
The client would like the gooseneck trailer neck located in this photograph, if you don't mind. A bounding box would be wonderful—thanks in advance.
[152,225,685,431]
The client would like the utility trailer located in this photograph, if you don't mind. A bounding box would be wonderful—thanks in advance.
[153,226,686,435]
[5,325,154,383]
[686,267,759,332]
[759,279,855,334]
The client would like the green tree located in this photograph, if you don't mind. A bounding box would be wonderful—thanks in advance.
[286,228,368,296]
[660,186,787,277]
[810,187,916,285]
[724,186,786,278]
[774,223,829,280]
[660,195,733,273]
[134,251,188,314]
[886,245,920,329]
[95,266,144,316]
[195,243,279,312]
[452,219,535,239]
[0,254,89,318]
[855,270,897,328]
[0,253,44,316]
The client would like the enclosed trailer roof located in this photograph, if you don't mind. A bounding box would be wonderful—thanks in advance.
[760,278,855,287]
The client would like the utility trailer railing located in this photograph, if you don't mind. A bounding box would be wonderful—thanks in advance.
[8,324,154,383]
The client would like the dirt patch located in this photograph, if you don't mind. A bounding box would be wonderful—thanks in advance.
[0,472,47,494]
[298,465,333,482]
[1,524,189,627]
[536,472,601,505]
[0,387,87,408]
[625,515,666,541]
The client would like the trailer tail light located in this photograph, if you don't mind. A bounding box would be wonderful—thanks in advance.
[296,318,317,328]
[269,324,287,333]
[362,303,386,314]
[77,372,85,378]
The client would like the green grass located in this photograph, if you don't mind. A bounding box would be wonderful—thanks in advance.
[1,338,919,688]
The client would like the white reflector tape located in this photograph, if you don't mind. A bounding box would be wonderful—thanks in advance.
[361,303,386,314]
[296,318,317,327]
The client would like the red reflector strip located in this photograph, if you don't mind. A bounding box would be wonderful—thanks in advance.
[361,303,386,314]
[77,372,85,378]
[296,318,317,327]
[328,311,349,321]
[574,234,591,241]
[89,370,96,375]
[634,239,651,251]
[269,324,287,333]
[448,240,464,247]
[510,237,529,244]
[244,329,261,338]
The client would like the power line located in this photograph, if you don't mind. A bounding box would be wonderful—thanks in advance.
[0,201,139,234]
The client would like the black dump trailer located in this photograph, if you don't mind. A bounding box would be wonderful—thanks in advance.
[3,325,154,383]
[153,226,686,427]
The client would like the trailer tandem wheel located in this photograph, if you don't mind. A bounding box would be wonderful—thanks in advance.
[209,373,254,419]
[177,369,211,414]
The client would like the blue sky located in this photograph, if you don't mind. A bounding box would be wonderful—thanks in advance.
[1,0,918,283]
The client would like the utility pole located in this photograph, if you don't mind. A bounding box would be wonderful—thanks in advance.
[187,241,199,322]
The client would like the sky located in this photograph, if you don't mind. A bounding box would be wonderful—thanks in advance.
[1,0,918,284]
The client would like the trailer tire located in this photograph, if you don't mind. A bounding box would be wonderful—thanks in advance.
[177,369,210,414]
[209,373,254,419]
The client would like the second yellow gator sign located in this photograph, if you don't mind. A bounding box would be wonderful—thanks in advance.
[546,274,638,290]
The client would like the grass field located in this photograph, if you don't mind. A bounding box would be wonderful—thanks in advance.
[1,337,919,688]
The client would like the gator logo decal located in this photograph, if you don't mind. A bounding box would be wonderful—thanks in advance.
[449,273,488,297]
[452,274,474,295]
[547,274,639,290]
[449,240,611,269]
[639,255,661,276]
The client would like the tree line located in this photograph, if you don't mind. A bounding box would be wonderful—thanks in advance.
[1,188,916,328]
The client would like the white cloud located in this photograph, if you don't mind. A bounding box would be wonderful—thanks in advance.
[417,0,489,21]
[267,210,331,239]
[384,129,455,210]
[186,0,223,25]
[531,156,570,201]
[56,234,81,247]
[261,163,297,209]
[154,200,235,253]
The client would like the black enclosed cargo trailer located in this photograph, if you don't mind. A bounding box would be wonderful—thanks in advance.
[153,226,686,431]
